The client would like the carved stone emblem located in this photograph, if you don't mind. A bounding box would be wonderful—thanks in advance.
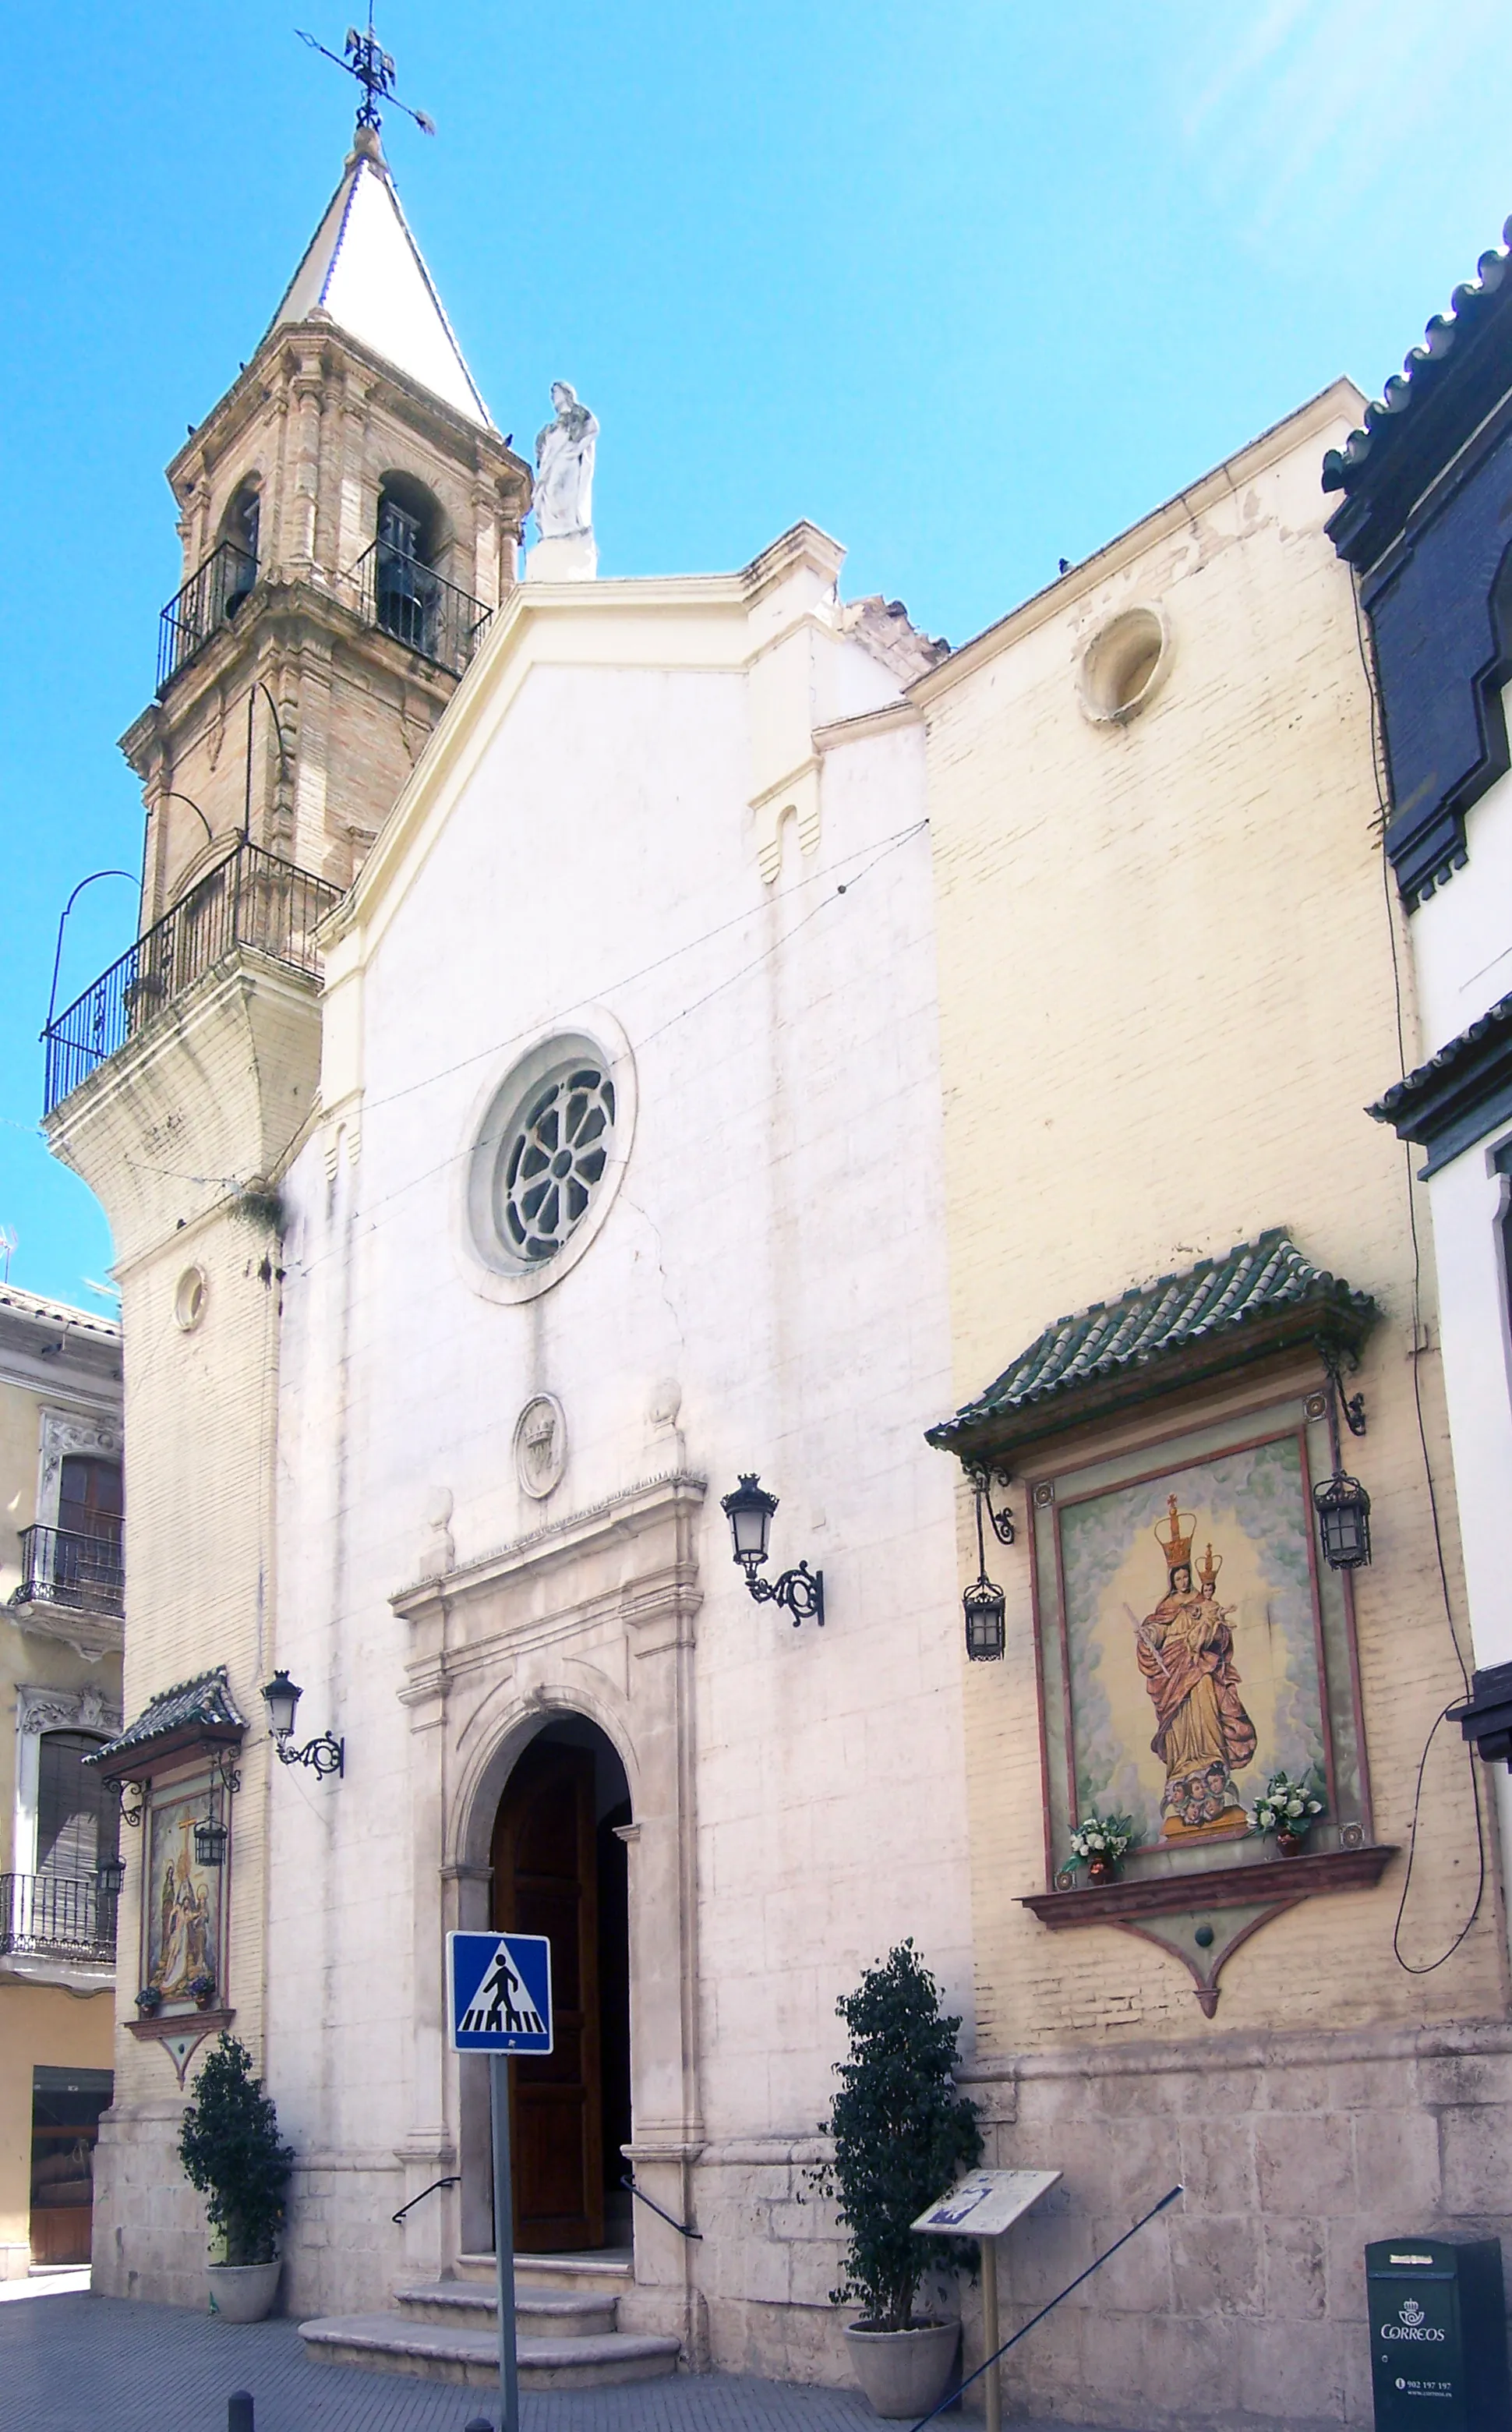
[514,1395,567,1501]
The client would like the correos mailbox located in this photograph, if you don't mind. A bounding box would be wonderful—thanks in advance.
[1365,2236,1510,2432]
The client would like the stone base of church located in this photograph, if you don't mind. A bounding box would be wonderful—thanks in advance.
[956,2017,1512,2430]
[90,2102,209,2307]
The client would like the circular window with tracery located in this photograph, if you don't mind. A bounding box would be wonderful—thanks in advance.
[466,1027,631,1296]
[500,1062,615,1261]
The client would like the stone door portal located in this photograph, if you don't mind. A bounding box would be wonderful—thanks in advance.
[491,1740,603,2249]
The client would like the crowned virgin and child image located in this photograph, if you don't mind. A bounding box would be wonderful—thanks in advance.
[1131,1493,1258,1839]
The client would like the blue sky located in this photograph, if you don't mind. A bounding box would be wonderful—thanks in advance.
[5,0,1510,1308]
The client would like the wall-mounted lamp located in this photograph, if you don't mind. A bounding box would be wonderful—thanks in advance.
[1312,1343,1372,1571]
[963,1470,1007,1661]
[1313,1469,1372,1571]
[262,1670,345,1776]
[719,1476,825,1627]
[194,1815,229,1868]
[95,1851,126,1900]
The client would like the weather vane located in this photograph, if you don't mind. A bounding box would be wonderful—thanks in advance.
[296,6,436,137]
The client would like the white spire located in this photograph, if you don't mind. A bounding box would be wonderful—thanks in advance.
[267,137,492,429]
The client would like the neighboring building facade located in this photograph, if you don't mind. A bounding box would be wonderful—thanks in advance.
[0,1287,124,2277]
[914,384,1510,2432]
[1324,225,1512,1921]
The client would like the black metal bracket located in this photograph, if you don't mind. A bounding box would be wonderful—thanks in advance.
[621,2174,702,2239]
[1320,1341,1367,1437]
[741,1560,825,1628]
[274,1729,344,1780]
[963,1458,1016,1544]
[111,1780,147,1829]
[391,2174,459,2225]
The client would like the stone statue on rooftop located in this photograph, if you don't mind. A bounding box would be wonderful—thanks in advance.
[533,383,598,542]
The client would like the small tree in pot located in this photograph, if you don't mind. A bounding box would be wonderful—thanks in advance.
[811,1942,981,2418]
[178,2033,294,2321]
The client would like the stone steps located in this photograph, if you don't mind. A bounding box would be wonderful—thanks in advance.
[299,2312,681,2389]
[300,2249,678,2390]
[395,2282,616,2337]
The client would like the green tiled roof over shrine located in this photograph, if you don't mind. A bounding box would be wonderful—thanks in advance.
[87,1666,247,1780]
[927,1229,1378,1466]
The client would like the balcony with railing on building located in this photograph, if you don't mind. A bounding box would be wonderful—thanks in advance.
[0,1872,117,1968]
[16,1521,124,1618]
[355,490,493,678]
[43,837,342,1118]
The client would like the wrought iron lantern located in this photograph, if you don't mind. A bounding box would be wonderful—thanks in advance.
[193,1813,229,1868]
[719,1476,825,1627]
[95,1851,125,1899]
[261,1670,345,1777]
[1312,1469,1372,1571]
[963,1471,1008,1660]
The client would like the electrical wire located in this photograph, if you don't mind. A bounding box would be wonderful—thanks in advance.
[1350,574,1487,1973]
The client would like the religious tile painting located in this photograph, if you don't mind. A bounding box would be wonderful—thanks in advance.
[1058,1433,1329,1853]
[143,1776,225,2012]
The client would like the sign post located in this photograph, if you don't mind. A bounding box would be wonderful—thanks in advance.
[448,1931,553,2432]
[914,2169,1062,2432]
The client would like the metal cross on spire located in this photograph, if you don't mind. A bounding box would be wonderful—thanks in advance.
[296,7,436,138]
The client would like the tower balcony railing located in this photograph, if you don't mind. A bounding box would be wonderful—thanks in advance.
[353,539,493,678]
[0,1874,117,1966]
[43,839,342,1116]
[157,539,259,692]
[14,1523,125,1617]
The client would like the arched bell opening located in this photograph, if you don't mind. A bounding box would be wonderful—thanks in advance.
[465,1712,633,2259]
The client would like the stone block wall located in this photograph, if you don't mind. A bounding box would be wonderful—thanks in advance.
[956,2020,1512,2430]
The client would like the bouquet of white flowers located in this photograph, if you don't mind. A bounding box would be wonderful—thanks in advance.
[1251,1772,1323,1836]
[1068,1812,1136,1865]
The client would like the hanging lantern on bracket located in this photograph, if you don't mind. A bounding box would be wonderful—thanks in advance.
[1312,1469,1372,1571]
[963,1469,1008,1660]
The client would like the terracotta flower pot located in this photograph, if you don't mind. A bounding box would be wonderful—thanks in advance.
[1274,1828,1309,1858]
[844,2321,959,2419]
[1086,1855,1120,1886]
[207,2259,281,2322]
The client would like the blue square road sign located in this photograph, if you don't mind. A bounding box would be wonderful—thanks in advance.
[447,1931,553,2055]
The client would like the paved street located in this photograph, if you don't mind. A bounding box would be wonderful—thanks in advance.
[0,2285,1139,2432]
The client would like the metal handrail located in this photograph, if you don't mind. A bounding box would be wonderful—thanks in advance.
[392,2174,460,2225]
[621,2174,701,2239]
[352,539,493,679]
[43,839,342,1115]
[15,1523,124,1616]
[158,539,258,691]
[0,1872,118,1964]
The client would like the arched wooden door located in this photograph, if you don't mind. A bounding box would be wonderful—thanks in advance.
[489,1740,603,2250]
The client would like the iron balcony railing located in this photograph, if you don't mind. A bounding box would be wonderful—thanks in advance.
[16,1523,124,1617]
[43,839,342,1116]
[157,539,258,691]
[354,539,493,678]
[0,1874,117,1965]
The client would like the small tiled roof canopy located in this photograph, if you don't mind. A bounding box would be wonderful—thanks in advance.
[86,1667,247,1785]
[927,1231,1377,1469]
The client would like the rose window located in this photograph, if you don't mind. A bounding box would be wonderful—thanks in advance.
[496,1063,616,1263]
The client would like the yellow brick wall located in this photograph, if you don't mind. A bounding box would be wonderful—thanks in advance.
[920,387,1506,2051]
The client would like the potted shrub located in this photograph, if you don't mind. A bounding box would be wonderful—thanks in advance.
[178,2032,294,2321]
[811,1942,982,2420]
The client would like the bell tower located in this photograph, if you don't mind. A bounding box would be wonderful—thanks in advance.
[122,114,530,922]
[42,70,532,2308]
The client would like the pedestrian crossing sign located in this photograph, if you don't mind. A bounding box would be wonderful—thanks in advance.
[447,1931,553,2055]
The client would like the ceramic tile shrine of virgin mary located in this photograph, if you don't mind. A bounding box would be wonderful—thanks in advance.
[1135,1497,1258,1840]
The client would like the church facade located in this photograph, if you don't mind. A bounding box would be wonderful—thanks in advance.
[43,90,1512,2429]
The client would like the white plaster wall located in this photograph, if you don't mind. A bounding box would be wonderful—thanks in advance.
[266,596,974,2324]
[1411,684,1512,1051]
